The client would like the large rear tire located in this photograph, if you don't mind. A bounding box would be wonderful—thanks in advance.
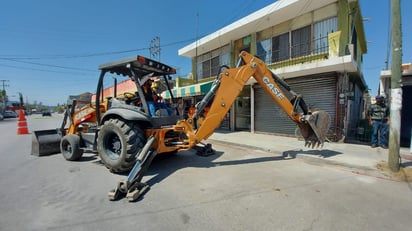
[97,118,145,173]
[61,134,84,161]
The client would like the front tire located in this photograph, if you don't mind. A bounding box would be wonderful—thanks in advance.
[97,118,145,173]
[61,134,84,161]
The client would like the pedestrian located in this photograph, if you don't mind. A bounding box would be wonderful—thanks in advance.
[177,98,184,117]
[367,95,390,148]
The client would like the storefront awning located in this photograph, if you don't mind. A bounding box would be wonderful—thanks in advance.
[162,81,213,99]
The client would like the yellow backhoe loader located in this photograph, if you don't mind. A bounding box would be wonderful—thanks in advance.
[31,51,330,202]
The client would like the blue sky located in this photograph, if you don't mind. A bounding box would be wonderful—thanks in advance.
[0,0,411,106]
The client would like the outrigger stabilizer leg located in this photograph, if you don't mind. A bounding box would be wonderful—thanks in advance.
[194,142,215,156]
[108,135,157,202]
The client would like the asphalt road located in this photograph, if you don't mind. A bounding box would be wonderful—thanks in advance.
[1,114,412,231]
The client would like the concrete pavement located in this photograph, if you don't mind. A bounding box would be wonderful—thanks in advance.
[208,130,412,179]
[23,113,412,179]
[5,115,412,230]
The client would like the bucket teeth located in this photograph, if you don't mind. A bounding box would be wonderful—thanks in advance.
[305,140,322,149]
[298,110,330,149]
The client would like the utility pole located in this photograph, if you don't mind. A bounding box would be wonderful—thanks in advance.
[195,12,199,84]
[149,36,161,61]
[388,0,402,172]
[0,79,9,95]
[0,79,10,113]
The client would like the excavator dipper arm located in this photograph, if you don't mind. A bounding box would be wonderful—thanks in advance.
[193,51,330,148]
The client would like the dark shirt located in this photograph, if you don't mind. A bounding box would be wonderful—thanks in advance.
[368,103,389,121]
[143,85,155,102]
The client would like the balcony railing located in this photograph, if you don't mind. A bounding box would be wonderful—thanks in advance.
[257,35,331,69]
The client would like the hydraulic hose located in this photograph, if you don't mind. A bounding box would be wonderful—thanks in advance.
[192,65,229,119]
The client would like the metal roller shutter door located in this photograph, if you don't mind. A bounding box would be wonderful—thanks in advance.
[254,74,336,135]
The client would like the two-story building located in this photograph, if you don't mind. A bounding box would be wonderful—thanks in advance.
[171,0,368,142]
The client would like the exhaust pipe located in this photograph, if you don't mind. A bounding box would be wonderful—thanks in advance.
[31,129,62,156]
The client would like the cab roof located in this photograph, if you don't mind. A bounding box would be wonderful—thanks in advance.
[98,55,176,78]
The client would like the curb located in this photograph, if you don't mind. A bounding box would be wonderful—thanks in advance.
[208,138,391,180]
[207,139,284,155]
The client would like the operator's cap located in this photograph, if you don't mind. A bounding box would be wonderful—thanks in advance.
[375,95,384,99]
[140,72,154,86]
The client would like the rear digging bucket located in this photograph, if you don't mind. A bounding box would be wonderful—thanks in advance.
[298,110,331,148]
[31,129,62,156]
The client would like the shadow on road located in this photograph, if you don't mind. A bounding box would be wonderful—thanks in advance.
[282,149,342,159]
[144,147,289,189]
[79,154,99,162]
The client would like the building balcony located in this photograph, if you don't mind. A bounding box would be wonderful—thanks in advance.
[266,31,359,79]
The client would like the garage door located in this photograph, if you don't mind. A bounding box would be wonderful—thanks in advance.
[254,73,336,135]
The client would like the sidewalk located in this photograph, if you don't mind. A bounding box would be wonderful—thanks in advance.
[208,130,412,178]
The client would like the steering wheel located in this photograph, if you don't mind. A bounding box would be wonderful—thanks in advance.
[123,92,140,105]
[123,92,135,99]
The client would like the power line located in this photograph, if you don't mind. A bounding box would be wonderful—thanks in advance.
[0,62,94,75]
[1,58,95,72]
[0,36,202,75]
[0,37,197,61]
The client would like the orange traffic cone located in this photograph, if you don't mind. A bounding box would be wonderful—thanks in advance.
[17,109,29,135]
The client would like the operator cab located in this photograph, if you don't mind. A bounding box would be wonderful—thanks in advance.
[96,55,180,128]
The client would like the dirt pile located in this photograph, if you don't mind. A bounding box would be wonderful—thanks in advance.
[377,161,412,182]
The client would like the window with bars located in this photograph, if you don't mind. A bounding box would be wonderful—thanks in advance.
[256,38,271,63]
[256,16,338,64]
[291,25,311,58]
[196,45,230,79]
[314,17,338,54]
[272,32,290,62]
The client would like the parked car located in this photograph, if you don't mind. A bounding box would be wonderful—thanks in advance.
[3,111,18,118]
[42,111,52,116]
[0,114,3,120]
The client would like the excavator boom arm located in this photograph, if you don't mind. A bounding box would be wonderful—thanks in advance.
[193,51,330,147]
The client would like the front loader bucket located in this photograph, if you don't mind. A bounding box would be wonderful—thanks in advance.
[298,110,331,148]
[31,129,62,156]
